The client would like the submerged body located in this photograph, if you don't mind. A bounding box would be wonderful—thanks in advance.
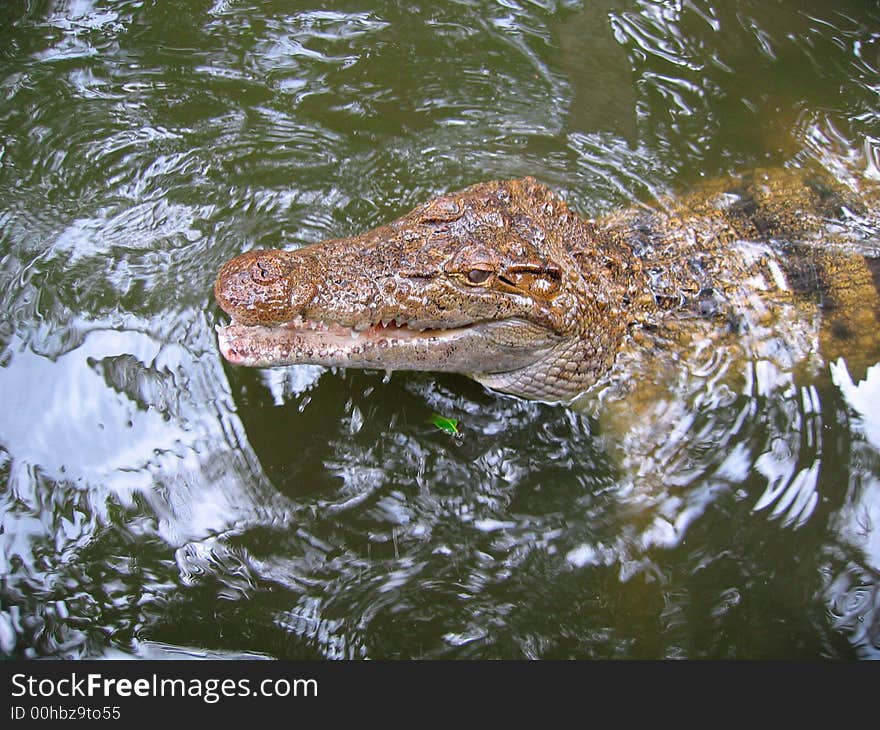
[214,167,880,403]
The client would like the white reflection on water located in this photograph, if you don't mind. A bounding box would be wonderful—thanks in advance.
[824,359,880,657]
[833,359,880,452]
[0,316,285,551]
[260,365,325,405]
[831,359,880,572]
[103,639,272,660]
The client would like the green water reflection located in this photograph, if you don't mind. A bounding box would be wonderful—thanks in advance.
[1,0,879,659]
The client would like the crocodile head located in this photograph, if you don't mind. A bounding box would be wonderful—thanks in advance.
[215,177,637,402]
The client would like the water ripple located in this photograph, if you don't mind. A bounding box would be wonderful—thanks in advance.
[2,0,880,659]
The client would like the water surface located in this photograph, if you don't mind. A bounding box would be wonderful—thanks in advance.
[1,0,879,659]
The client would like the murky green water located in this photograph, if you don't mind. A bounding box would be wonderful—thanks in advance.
[1,0,879,659]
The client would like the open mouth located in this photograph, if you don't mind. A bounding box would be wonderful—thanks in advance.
[215,314,475,368]
[282,315,447,337]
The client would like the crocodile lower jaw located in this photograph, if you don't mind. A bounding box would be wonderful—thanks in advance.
[216,317,481,369]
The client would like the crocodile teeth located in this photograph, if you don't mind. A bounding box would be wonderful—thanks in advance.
[266,315,451,338]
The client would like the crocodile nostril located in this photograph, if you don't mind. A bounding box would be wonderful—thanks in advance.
[250,259,283,284]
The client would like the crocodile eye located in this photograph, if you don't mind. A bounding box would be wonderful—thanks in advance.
[467,268,493,285]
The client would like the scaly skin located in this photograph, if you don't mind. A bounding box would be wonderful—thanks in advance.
[214,168,880,402]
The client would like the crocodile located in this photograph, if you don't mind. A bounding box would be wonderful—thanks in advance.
[214,167,880,403]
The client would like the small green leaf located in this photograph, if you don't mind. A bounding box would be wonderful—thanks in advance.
[430,414,460,434]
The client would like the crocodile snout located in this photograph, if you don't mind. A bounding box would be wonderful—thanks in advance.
[215,249,315,326]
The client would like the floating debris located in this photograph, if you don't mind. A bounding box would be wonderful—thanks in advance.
[429,414,460,435]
